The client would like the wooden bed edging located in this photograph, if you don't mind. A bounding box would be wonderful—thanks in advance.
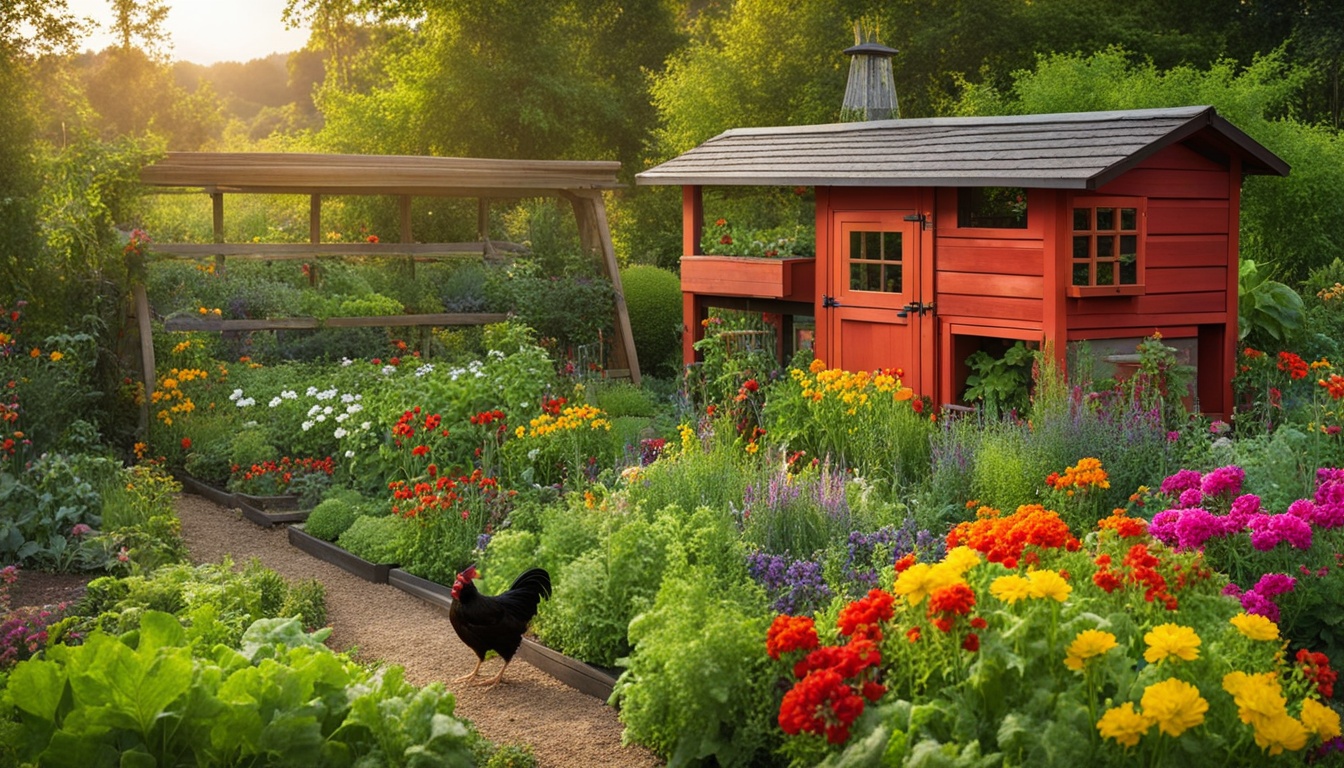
[175,473,309,528]
[386,567,619,701]
[175,472,236,508]
[287,525,395,584]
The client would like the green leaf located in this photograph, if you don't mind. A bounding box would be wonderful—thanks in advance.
[8,657,68,722]
[66,614,194,740]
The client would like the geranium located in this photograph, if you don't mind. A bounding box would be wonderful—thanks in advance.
[1140,678,1208,736]
[778,669,865,744]
[1143,623,1201,663]
[766,615,819,660]
[1097,702,1152,747]
[1230,612,1280,641]
[1297,649,1338,699]
[1278,350,1309,380]
[1064,629,1118,671]
[837,588,896,639]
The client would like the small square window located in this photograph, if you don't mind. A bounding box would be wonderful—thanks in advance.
[1067,197,1145,297]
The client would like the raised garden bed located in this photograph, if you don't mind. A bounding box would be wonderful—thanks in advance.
[287,524,395,584]
[174,472,235,508]
[387,567,619,701]
[234,495,309,528]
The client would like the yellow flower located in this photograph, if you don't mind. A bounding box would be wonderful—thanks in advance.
[49,351,64,362]
[1064,629,1118,671]
[1222,671,1286,729]
[1026,569,1072,602]
[1143,623,1201,663]
[894,563,937,606]
[1097,702,1152,747]
[1301,698,1342,741]
[941,546,981,575]
[809,358,827,373]
[1254,712,1309,756]
[1141,678,1208,737]
[990,574,1033,604]
[745,442,759,454]
[1230,612,1280,641]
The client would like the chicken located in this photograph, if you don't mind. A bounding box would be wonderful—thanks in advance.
[448,565,552,688]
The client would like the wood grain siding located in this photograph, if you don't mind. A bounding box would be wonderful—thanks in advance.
[939,272,1043,299]
[937,294,1043,323]
[1148,200,1230,235]
[1145,266,1228,294]
[937,244,1044,276]
[1147,235,1228,267]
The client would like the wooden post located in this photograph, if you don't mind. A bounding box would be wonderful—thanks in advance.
[682,185,703,257]
[211,192,225,273]
[309,194,321,286]
[399,194,414,278]
[133,281,156,432]
[478,198,492,257]
[567,191,641,385]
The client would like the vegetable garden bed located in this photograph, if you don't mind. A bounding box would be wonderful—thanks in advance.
[287,524,396,583]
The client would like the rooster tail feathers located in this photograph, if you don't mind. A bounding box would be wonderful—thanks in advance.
[509,567,552,600]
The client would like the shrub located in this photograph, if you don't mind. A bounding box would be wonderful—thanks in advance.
[304,492,364,541]
[338,515,407,565]
[593,381,658,418]
[619,265,683,377]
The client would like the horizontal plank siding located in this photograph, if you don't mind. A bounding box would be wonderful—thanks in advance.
[1147,235,1229,267]
[1132,144,1228,172]
[936,244,1044,276]
[1148,200,1229,235]
[1069,292,1225,316]
[1095,169,1229,199]
[937,294,1043,323]
[1068,312,1227,331]
[938,271,1043,299]
[1145,266,1228,294]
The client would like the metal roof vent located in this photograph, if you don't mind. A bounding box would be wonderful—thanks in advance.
[841,23,898,121]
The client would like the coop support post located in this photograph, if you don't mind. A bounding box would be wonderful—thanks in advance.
[682,185,703,256]
[211,191,225,273]
[399,194,414,278]
[132,279,155,434]
[309,194,321,285]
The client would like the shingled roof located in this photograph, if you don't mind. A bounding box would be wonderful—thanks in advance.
[636,106,1288,189]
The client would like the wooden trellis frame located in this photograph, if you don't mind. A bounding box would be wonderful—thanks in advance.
[134,152,640,420]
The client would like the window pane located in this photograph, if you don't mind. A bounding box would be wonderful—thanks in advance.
[1073,208,1090,231]
[1096,208,1115,231]
[1097,262,1115,285]
[885,265,903,293]
[850,263,865,290]
[849,231,861,258]
[1120,208,1137,230]
[864,232,882,258]
[882,232,902,262]
[1073,236,1090,259]
[1097,236,1114,258]
[1120,260,1138,285]
[1073,263,1091,286]
[1120,235,1137,259]
[958,187,1028,228]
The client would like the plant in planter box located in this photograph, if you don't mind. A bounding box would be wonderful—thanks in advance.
[228,455,335,497]
[700,218,813,258]
[391,469,511,583]
[338,514,408,565]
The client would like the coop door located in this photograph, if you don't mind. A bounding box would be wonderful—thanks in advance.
[825,211,926,380]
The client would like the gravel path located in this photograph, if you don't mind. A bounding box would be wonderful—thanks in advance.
[176,493,661,768]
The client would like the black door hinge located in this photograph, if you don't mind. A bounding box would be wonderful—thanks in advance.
[897,301,935,318]
[822,294,842,309]
[903,213,931,230]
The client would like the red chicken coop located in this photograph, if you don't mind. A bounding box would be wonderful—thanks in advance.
[637,106,1289,417]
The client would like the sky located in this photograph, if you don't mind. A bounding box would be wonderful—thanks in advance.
[64,0,310,65]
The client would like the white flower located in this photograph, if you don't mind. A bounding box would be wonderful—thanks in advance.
[308,404,322,416]
[268,396,283,408]
[317,388,337,401]
[488,350,505,360]
[335,413,349,423]
[315,413,327,422]
[360,421,371,430]
[345,450,355,458]
[281,390,298,400]
[322,405,334,415]
[341,393,355,403]
[302,420,314,431]
[382,365,396,375]
[235,397,255,407]
[520,401,529,409]
[229,388,243,401]
[415,364,434,377]
[340,357,353,367]
[346,403,363,414]
[334,427,348,439]
[306,386,318,397]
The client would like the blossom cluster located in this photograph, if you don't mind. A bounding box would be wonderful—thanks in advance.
[1045,456,1110,495]
[514,403,611,439]
[945,504,1080,569]
[1223,573,1297,623]
[787,359,913,415]
[388,467,505,520]
[229,455,334,495]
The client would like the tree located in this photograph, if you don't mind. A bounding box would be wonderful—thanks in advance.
[108,0,169,59]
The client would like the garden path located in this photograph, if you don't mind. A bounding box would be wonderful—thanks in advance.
[175,493,661,768]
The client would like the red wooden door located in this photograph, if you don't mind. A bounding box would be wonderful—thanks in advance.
[825,210,926,376]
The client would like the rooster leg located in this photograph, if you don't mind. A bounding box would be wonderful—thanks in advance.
[477,659,510,689]
[453,657,484,684]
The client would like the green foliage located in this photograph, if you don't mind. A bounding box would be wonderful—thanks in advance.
[0,452,120,571]
[962,341,1035,418]
[485,253,615,354]
[618,265,684,378]
[613,565,779,767]
[0,612,477,767]
[1238,258,1305,346]
[593,381,659,419]
[337,515,406,566]
[304,492,366,541]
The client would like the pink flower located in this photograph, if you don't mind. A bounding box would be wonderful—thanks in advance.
[69,524,92,537]
[117,547,130,563]
[1201,465,1246,497]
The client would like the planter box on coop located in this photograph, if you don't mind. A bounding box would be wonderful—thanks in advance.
[680,255,816,301]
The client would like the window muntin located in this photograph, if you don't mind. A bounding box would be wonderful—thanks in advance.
[848,230,902,293]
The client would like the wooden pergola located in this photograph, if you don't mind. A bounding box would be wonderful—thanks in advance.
[134,152,640,412]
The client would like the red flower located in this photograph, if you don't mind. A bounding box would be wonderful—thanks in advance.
[906,626,921,642]
[778,669,865,745]
[927,583,976,617]
[411,445,430,457]
[894,552,917,573]
[962,633,980,652]
[1277,351,1309,380]
[911,398,924,414]
[837,589,896,638]
[181,437,192,451]
[970,616,988,630]
[743,379,760,393]
[766,615,819,660]
[1297,649,1338,699]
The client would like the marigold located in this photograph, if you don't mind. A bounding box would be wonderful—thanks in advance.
[989,574,1033,604]
[1301,697,1342,741]
[1253,712,1309,755]
[1097,508,1147,538]
[1222,670,1286,729]
[927,583,976,617]
[1026,569,1072,602]
[946,504,1080,565]
[1064,629,1118,671]
[1230,612,1280,642]
[1097,702,1152,747]
[1140,678,1208,737]
[1143,623,1201,663]
[837,589,896,638]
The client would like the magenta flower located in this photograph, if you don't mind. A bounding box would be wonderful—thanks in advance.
[1177,488,1204,509]
[1201,465,1246,497]
[69,524,92,537]
[1248,513,1313,551]
[1161,469,1202,497]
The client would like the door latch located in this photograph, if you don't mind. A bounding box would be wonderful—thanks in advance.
[822,294,842,308]
[902,213,931,230]
[897,301,935,318]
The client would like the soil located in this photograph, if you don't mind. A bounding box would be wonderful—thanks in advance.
[12,495,662,768]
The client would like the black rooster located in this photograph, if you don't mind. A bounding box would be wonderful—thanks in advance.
[448,565,552,688]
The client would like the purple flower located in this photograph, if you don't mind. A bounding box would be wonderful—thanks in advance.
[1229,493,1261,520]
[1201,465,1246,498]
[1166,431,1180,442]
[1161,469,1202,497]
[1239,590,1282,623]
[1222,583,1243,598]
[1173,508,1222,549]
